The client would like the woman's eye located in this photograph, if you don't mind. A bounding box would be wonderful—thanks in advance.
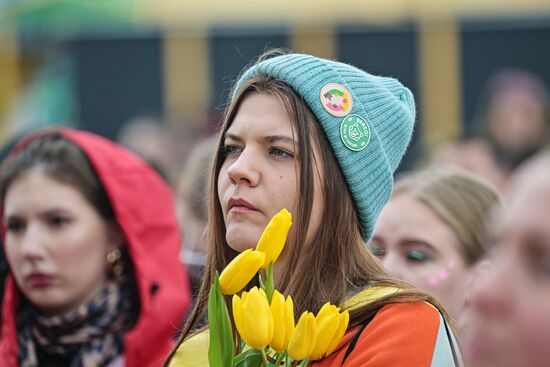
[269,147,294,159]
[526,243,550,279]
[407,250,430,262]
[5,220,24,233]
[532,260,550,277]
[369,244,385,258]
[221,144,242,158]
[49,217,71,227]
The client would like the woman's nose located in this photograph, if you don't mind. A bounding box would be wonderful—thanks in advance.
[20,224,46,261]
[226,148,260,187]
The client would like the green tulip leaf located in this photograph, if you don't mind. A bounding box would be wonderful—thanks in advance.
[208,272,235,367]
[234,349,264,367]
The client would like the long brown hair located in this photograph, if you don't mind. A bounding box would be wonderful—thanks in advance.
[167,53,449,362]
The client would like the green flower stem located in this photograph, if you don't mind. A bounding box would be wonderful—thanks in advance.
[275,351,286,366]
[259,269,266,289]
[298,357,310,367]
[260,348,269,367]
[265,263,275,303]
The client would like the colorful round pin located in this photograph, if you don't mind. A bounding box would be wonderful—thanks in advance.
[320,83,353,117]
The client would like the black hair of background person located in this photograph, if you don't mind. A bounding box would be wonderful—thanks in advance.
[0,130,31,329]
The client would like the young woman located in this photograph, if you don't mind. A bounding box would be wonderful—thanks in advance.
[370,168,501,321]
[463,151,550,367]
[0,129,190,366]
[167,50,462,366]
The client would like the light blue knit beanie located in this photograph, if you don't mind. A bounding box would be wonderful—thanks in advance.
[234,53,416,241]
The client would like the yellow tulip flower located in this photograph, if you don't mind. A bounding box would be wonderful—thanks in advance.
[219,249,265,295]
[309,303,350,360]
[255,208,292,268]
[269,291,295,352]
[326,310,349,357]
[287,311,316,361]
[232,287,274,350]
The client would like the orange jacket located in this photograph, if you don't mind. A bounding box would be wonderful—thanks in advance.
[313,302,461,367]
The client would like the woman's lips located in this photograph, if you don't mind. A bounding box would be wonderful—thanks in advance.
[228,198,257,213]
[25,273,55,288]
[230,205,256,213]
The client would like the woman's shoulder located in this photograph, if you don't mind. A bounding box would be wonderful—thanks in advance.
[168,329,210,367]
[372,301,441,328]
[316,302,462,367]
[364,302,448,348]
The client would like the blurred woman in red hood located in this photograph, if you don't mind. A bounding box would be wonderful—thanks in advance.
[0,128,190,367]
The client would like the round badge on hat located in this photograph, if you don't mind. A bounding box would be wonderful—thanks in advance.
[340,114,371,151]
[320,83,353,117]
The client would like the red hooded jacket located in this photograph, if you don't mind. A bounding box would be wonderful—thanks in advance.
[0,128,191,366]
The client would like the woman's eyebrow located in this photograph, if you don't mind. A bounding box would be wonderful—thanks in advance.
[224,133,242,143]
[224,133,297,145]
[401,239,437,252]
[370,236,385,245]
[264,135,296,145]
[4,207,72,220]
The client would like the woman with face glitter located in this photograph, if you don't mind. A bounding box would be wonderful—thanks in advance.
[371,168,501,322]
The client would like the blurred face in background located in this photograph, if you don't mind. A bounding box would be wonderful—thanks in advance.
[4,170,117,316]
[487,88,546,156]
[371,194,470,318]
[431,139,507,192]
[464,159,550,367]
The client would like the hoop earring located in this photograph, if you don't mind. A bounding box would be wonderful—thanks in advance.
[106,248,124,279]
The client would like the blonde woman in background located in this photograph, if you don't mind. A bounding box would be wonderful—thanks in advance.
[370,168,501,323]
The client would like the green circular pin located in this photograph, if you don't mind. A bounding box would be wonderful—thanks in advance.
[340,114,371,151]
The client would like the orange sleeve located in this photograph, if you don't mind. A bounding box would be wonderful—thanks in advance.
[314,302,442,367]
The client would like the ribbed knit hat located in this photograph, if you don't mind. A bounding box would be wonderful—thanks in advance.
[234,53,416,241]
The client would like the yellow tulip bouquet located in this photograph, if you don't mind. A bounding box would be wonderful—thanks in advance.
[208,209,349,367]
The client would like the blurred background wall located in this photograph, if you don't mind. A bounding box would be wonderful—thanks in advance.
[0,0,549,170]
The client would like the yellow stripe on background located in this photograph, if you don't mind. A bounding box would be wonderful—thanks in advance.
[163,33,210,126]
[418,22,462,149]
[290,25,335,60]
[141,0,550,30]
[0,27,20,143]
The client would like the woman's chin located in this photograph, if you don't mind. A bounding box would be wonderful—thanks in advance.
[225,227,260,253]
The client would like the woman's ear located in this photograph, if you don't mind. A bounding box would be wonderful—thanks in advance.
[105,223,125,279]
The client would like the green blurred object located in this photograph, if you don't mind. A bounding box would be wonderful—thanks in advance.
[5,0,136,35]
